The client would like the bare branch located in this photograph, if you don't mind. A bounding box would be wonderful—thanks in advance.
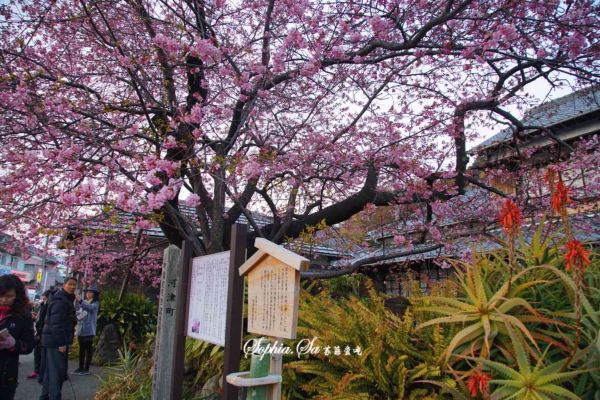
[302,244,444,279]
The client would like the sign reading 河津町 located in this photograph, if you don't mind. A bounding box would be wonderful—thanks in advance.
[187,251,230,346]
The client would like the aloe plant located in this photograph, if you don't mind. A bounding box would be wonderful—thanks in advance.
[525,264,600,399]
[482,326,586,400]
[414,259,559,362]
[517,215,560,268]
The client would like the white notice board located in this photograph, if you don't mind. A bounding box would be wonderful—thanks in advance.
[187,251,230,346]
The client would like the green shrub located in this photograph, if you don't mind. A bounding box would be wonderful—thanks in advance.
[285,278,455,399]
[94,229,600,400]
[185,338,225,390]
[95,342,153,400]
[68,337,79,361]
[414,219,600,400]
[97,290,157,344]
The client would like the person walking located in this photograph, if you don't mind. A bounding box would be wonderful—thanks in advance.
[27,290,50,380]
[0,274,35,400]
[39,276,77,400]
[73,285,100,375]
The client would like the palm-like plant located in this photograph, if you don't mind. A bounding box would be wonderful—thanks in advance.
[414,258,560,362]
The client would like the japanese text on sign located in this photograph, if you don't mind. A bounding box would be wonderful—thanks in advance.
[187,251,230,346]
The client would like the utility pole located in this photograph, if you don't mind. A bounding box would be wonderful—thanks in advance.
[40,234,49,293]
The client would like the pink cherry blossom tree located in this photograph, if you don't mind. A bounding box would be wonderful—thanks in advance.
[1,0,599,281]
[63,227,165,291]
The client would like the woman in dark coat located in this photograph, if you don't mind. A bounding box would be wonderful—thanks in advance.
[0,274,35,400]
[27,290,50,380]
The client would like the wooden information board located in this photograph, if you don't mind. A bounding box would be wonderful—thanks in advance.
[247,255,300,339]
[187,251,230,346]
[239,239,309,340]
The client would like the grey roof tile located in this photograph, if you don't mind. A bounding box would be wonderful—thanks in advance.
[342,211,600,266]
[82,206,348,257]
[473,86,600,152]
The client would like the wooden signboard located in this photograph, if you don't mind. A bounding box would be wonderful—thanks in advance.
[239,238,309,340]
[187,251,230,346]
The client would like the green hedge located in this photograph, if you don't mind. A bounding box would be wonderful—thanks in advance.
[97,290,157,343]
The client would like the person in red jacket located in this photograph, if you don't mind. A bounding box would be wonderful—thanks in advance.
[0,274,35,400]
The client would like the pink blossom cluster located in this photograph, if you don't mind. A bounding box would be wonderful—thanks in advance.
[153,33,181,56]
[189,39,221,62]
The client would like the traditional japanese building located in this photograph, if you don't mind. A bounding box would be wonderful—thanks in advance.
[63,205,348,292]
[350,85,600,294]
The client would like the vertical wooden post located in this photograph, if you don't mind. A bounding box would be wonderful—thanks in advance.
[152,244,181,400]
[223,224,247,400]
[171,240,194,400]
[247,339,271,400]
[267,338,283,400]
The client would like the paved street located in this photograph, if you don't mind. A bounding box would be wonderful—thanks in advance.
[15,352,104,400]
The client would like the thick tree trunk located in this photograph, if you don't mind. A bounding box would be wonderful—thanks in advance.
[118,230,143,303]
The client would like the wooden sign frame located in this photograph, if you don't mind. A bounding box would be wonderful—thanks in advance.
[239,238,309,340]
[153,224,247,400]
[186,250,231,346]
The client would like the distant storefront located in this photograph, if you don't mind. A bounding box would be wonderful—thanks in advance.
[9,269,33,282]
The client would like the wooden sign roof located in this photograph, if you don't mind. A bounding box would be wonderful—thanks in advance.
[239,238,309,276]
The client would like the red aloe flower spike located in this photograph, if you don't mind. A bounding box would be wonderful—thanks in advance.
[467,370,492,397]
[498,199,522,236]
[551,180,571,213]
[564,240,591,272]
[544,167,557,185]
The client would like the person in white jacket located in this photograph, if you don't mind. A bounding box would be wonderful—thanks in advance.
[73,286,99,376]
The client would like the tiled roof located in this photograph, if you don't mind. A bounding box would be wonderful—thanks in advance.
[336,242,445,266]
[472,86,600,153]
[83,205,273,238]
[344,211,600,266]
[81,206,348,258]
[367,188,492,240]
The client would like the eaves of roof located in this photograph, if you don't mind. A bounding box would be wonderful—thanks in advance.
[470,86,600,155]
[346,211,600,267]
[80,206,349,258]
